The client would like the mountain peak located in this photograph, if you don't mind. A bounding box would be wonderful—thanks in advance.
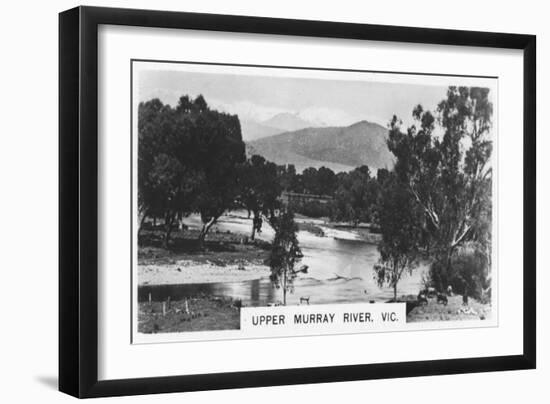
[247,121,394,173]
[262,112,315,132]
[348,120,386,129]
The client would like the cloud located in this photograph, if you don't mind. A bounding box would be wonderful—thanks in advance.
[299,107,359,127]
[208,100,386,128]
[207,99,287,122]
[139,88,388,128]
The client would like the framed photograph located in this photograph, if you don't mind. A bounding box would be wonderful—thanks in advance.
[59,6,536,398]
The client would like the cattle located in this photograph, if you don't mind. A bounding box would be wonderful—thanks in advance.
[417,292,428,305]
[436,293,448,305]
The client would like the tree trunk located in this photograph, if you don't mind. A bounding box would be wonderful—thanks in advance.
[163,214,174,249]
[197,227,207,250]
[283,267,287,306]
[138,212,147,236]
[198,217,217,250]
[392,260,399,302]
[250,222,256,240]
[250,211,260,241]
[267,213,279,233]
[163,229,171,249]
[443,247,455,290]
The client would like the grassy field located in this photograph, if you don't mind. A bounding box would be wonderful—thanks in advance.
[406,295,491,322]
[138,295,241,333]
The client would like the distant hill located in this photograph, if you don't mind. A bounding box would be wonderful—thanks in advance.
[261,112,317,133]
[246,120,394,173]
[240,112,319,142]
[240,120,282,141]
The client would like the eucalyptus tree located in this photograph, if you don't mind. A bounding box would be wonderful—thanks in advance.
[182,96,246,248]
[331,165,378,226]
[374,174,423,301]
[238,154,282,240]
[138,98,201,247]
[138,94,246,249]
[268,209,302,305]
[387,86,493,290]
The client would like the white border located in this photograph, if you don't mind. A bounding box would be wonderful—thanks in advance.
[98,24,523,381]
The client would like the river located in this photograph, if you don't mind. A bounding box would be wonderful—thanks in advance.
[138,212,427,306]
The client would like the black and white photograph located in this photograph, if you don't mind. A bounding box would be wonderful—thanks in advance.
[0,0,543,401]
[133,61,496,340]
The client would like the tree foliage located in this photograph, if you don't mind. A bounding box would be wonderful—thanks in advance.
[138,95,246,247]
[374,174,424,300]
[268,209,302,305]
[277,165,338,196]
[238,155,282,239]
[430,246,490,300]
[387,86,493,291]
[331,165,378,226]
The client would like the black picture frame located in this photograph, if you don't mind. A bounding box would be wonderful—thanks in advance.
[59,5,536,398]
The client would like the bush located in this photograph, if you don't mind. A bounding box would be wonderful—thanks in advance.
[290,200,331,218]
[428,247,490,301]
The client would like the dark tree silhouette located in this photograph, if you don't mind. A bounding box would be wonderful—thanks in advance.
[268,209,302,305]
[387,86,493,292]
[238,155,282,239]
[374,174,424,300]
[138,98,203,246]
[331,165,378,226]
[138,95,246,248]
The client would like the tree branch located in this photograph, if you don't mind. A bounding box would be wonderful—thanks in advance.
[409,183,440,229]
[451,223,471,249]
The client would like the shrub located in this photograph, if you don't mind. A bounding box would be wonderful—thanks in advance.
[290,200,331,218]
[427,246,490,301]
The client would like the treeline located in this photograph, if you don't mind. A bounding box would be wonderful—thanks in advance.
[277,164,387,225]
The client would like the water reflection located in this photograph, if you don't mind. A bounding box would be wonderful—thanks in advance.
[138,235,427,306]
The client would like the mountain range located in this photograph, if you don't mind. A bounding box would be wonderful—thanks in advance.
[246,120,394,173]
[262,112,318,132]
[240,112,319,141]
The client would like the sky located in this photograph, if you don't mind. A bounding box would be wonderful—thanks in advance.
[138,67,485,131]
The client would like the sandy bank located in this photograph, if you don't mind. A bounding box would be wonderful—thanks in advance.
[138,260,270,285]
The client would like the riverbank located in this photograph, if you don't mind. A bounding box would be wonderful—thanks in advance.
[138,211,384,289]
[139,227,271,265]
[295,217,382,243]
[139,225,271,285]
[138,295,240,333]
[139,261,269,285]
